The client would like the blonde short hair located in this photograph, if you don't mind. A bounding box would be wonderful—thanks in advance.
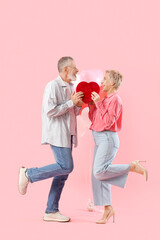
[106,70,123,90]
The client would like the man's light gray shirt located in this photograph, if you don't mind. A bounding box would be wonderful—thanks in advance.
[41,76,81,148]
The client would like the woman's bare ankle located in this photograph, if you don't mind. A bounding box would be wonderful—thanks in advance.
[129,163,135,172]
[104,205,112,211]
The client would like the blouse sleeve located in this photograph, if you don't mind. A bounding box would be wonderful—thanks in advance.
[88,103,97,122]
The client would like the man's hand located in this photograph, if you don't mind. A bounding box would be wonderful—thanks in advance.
[71,91,84,106]
[76,99,83,107]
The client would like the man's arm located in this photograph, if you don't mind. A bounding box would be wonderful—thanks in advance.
[45,85,83,118]
[47,99,74,118]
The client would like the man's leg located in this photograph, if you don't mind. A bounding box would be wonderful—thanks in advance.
[45,175,69,213]
[23,143,73,183]
[43,144,73,221]
[45,143,73,213]
[18,143,73,222]
[18,146,73,196]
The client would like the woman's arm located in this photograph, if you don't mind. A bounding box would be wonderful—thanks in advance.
[95,98,122,129]
[88,102,96,121]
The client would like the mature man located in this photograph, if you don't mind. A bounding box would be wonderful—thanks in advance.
[18,57,83,222]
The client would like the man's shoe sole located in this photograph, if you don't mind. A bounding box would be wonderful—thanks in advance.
[43,217,70,222]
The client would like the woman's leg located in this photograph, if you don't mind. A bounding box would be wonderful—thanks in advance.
[93,131,130,188]
[92,131,117,223]
[92,131,129,223]
[92,144,112,206]
[92,130,147,223]
[92,144,113,223]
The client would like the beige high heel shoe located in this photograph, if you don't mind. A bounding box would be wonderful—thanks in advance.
[105,208,115,223]
[130,160,148,181]
[96,208,115,224]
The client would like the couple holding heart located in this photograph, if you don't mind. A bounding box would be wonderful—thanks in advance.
[18,56,148,224]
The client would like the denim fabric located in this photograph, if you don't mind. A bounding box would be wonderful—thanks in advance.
[92,130,130,206]
[27,138,73,213]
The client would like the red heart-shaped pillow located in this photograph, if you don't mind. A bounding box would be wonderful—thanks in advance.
[76,81,100,103]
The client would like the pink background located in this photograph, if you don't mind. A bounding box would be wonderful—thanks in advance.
[0,0,160,239]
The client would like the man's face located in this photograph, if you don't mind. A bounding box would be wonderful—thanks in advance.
[66,60,79,82]
[101,72,112,92]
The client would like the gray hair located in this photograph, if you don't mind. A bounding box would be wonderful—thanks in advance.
[106,70,123,90]
[57,56,74,73]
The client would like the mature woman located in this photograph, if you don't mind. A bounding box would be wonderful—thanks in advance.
[88,70,148,224]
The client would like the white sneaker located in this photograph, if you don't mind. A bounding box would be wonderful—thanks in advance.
[18,167,29,195]
[43,211,70,222]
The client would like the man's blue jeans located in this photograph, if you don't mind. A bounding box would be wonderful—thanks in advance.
[27,140,73,213]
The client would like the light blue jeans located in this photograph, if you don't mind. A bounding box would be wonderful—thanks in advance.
[92,130,130,206]
[27,138,73,213]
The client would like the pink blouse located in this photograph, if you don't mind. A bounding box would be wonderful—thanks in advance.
[88,92,122,132]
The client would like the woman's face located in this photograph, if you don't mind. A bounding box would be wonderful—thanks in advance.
[101,73,112,92]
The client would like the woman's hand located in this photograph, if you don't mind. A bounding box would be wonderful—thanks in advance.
[88,101,95,105]
[91,91,101,103]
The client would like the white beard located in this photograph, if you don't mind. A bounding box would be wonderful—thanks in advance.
[68,73,77,82]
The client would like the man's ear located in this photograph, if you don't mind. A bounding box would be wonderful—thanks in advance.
[64,66,68,73]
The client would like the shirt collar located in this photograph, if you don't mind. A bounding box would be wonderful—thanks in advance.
[106,92,117,98]
[57,75,74,87]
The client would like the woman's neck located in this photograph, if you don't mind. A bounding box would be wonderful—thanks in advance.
[106,88,117,96]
